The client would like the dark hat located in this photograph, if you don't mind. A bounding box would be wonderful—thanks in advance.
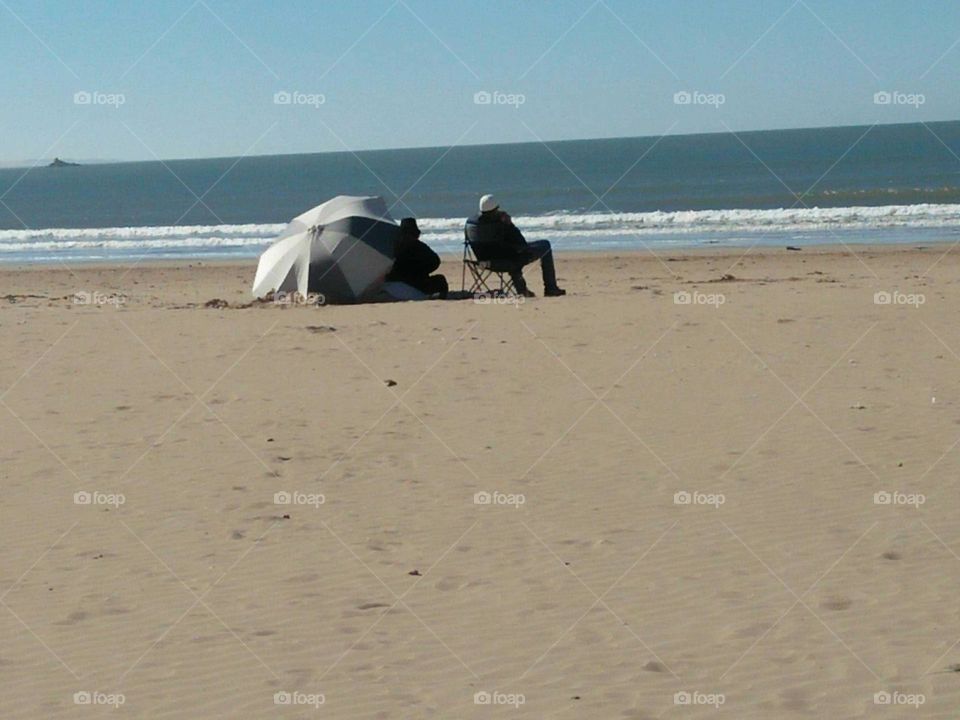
[400,217,421,236]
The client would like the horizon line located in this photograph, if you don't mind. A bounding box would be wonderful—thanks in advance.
[5,117,958,170]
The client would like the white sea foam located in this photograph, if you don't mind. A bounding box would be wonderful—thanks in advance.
[0,223,285,245]
[418,203,960,239]
[1,204,958,259]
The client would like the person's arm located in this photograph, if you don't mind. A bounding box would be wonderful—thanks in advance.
[502,222,527,247]
[473,218,526,259]
[412,240,441,274]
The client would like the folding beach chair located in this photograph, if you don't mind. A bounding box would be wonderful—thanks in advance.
[461,218,525,297]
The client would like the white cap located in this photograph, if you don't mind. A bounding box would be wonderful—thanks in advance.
[479,194,499,213]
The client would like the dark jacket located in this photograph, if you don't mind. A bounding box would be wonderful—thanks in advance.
[467,212,531,261]
[387,236,441,284]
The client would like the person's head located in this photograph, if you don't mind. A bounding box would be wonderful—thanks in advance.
[399,217,421,240]
[479,194,500,215]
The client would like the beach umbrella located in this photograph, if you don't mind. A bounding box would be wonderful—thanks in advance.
[252,195,399,303]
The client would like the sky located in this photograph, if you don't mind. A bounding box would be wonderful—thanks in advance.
[1,0,959,163]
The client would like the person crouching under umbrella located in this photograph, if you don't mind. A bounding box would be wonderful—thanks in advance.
[386,217,448,299]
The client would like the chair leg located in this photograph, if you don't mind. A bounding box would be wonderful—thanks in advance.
[478,270,493,294]
[464,261,522,298]
[466,264,491,296]
[493,272,516,297]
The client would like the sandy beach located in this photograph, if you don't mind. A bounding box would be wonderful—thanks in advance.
[3,245,960,718]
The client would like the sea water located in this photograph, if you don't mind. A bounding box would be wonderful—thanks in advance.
[2,121,959,263]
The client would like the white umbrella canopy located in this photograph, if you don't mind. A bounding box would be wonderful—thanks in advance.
[252,195,399,303]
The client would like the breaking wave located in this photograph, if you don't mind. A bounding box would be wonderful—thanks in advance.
[2,204,959,261]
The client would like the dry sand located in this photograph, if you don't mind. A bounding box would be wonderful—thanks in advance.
[2,246,960,718]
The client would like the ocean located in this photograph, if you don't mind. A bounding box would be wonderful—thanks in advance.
[2,121,959,263]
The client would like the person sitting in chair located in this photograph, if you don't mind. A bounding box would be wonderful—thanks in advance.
[387,217,448,299]
[470,194,565,297]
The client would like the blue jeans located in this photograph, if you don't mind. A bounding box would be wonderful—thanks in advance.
[510,240,558,291]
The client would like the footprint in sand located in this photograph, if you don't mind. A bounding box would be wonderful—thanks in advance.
[820,597,852,611]
[55,611,89,626]
[435,578,468,591]
[732,622,770,639]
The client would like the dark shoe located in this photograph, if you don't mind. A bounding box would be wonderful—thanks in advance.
[544,286,566,297]
[518,288,536,298]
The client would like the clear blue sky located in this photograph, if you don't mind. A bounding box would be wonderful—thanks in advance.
[2,0,958,162]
